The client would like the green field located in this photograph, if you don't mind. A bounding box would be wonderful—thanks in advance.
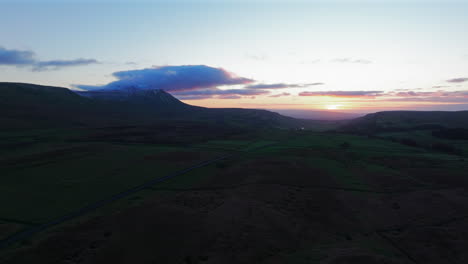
[2,127,468,264]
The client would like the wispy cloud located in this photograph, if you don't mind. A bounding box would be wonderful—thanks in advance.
[299,90,383,98]
[387,90,468,98]
[269,92,291,98]
[217,95,243,100]
[447,77,468,83]
[246,82,324,89]
[0,46,35,65]
[371,89,468,104]
[331,58,372,64]
[245,53,268,61]
[33,59,99,71]
[172,88,268,96]
[172,87,269,100]
[0,46,99,71]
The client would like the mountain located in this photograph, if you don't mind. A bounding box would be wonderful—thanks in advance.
[0,82,99,128]
[341,110,468,133]
[77,88,312,128]
[76,88,193,111]
[0,82,310,130]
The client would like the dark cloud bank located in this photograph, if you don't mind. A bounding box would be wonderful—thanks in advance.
[76,65,262,100]
[75,65,329,100]
[77,65,308,99]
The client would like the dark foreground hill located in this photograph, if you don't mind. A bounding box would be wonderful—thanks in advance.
[3,126,468,264]
[0,82,309,130]
[2,83,468,264]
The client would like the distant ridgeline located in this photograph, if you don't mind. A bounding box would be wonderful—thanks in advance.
[339,111,468,156]
[0,82,308,129]
[341,111,468,134]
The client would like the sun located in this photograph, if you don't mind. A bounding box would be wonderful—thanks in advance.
[325,104,342,110]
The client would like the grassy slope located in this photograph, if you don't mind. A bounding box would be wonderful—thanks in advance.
[3,128,468,263]
[342,110,468,133]
[0,82,313,130]
[2,84,468,263]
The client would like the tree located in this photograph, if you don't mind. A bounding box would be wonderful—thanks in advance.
[340,142,350,150]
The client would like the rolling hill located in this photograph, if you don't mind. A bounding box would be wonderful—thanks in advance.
[341,110,468,133]
[0,82,309,130]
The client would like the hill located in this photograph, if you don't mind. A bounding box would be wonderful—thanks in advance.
[3,84,468,264]
[0,82,310,130]
[76,88,194,111]
[341,110,468,133]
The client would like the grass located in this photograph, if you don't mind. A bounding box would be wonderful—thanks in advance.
[379,130,468,156]
[279,233,403,264]
[0,222,27,242]
[0,142,221,223]
[2,128,468,258]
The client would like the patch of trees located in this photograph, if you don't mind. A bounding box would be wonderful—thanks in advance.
[339,142,350,150]
[432,128,468,140]
[431,142,463,155]
[395,137,462,155]
[399,138,421,148]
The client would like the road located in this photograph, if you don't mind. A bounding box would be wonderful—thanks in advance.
[0,142,278,250]
[0,154,231,250]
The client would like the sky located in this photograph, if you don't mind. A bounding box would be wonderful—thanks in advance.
[1,0,468,114]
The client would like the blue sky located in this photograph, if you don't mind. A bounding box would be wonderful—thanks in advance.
[1,0,468,112]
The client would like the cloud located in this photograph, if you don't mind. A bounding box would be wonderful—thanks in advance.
[172,88,269,100]
[385,96,468,103]
[298,59,321,64]
[447,77,468,83]
[176,95,213,100]
[392,91,433,97]
[0,46,35,65]
[245,53,268,61]
[33,59,99,71]
[172,88,268,96]
[331,58,372,64]
[308,82,325,86]
[218,95,243,99]
[175,88,268,100]
[387,90,468,98]
[76,65,262,101]
[76,65,254,92]
[245,82,324,89]
[299,90,383,97]
[269,92,291,98]
[390,91,468,97]
[0,46,98,70]
[378,89,468,103]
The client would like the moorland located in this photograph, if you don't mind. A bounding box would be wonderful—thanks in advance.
[1,82,468,264]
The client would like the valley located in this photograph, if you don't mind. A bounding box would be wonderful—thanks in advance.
[1,83,468,263]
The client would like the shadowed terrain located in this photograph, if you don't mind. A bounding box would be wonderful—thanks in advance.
[1,83,468,263]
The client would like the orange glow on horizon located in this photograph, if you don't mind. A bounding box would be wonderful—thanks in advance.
[324,104,343,110]
[180,95,468,114]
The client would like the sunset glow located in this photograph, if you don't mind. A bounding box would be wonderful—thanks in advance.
[325,104,343,110]
[1,1,467,117]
